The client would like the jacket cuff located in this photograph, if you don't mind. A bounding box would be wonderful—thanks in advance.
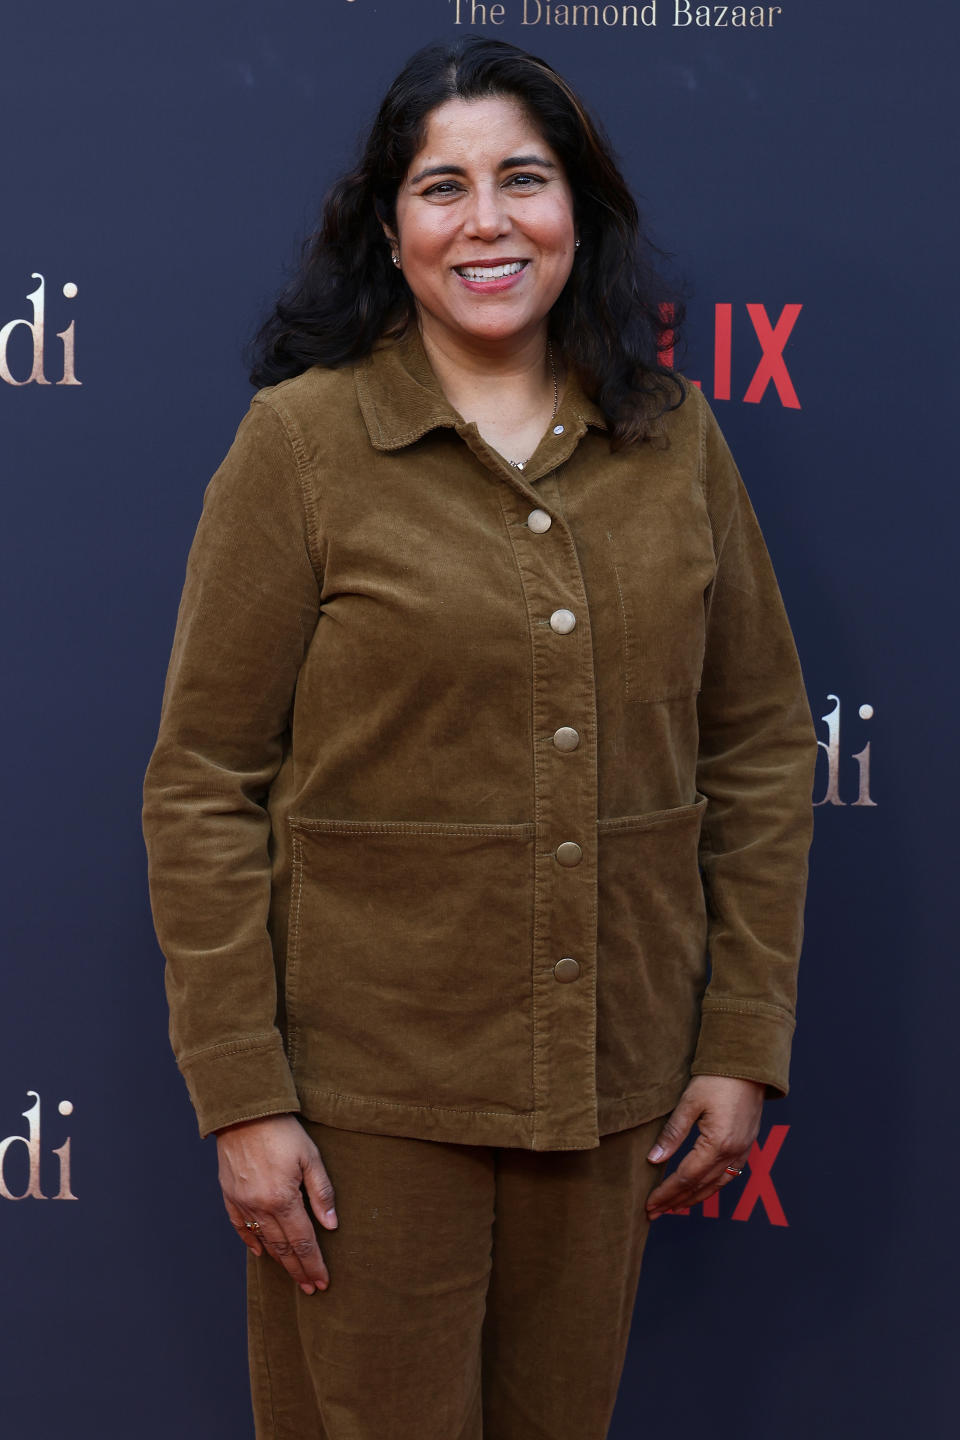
[179,1033,301,1138]
[691,1000,796,1099]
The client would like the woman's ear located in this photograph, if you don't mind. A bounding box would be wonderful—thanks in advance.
[381,222,401,269]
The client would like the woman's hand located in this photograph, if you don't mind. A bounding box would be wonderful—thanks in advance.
[644,1075,765,1220]
[215,1113,338,1294]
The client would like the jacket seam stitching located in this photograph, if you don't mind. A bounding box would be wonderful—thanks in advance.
[597,795,705,833]
[298,1085,536,1120]
[253,394,324,586]
[495,485,543,1140]
[690,1065,788,1086]
[286,832,304,1067]
[555,473,602,1141]
[702,998,795,1021]
[697,388,723,866]
[289,819,535,839]
[180,1034,281,1064]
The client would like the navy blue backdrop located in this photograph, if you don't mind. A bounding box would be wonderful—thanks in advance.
[2,3,956,1435]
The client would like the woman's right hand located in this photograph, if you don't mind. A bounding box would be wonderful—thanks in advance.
[215,1113,338,1295]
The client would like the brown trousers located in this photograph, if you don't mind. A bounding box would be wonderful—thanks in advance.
[247,1117,665,1440]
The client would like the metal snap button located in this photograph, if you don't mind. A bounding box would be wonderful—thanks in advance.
[549,608,576,634]
[527,508,552,533]
[556,841,583,868]
[553,957,581,983]
[552,727,580,752]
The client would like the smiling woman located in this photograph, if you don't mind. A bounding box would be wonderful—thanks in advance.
[388,98,574,327]
[250,37,687,448]
[384,94,577,461]
[143,33,816,1440]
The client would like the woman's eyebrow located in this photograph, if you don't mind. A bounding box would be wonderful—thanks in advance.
[409,164,468,184]
[499,154,556,170]
[408,154,556,185]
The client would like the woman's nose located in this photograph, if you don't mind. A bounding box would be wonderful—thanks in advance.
[463,183,510,240]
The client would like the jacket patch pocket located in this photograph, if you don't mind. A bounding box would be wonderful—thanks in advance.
[286,817,536,1115]
[595,796,709,1100]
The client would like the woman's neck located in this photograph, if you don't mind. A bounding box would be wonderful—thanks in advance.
[419,320,560,468]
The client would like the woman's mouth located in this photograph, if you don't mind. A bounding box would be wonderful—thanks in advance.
[453,260,529,293]
[454,260,527,281]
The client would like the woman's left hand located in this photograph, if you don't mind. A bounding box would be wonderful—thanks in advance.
[644,1075,765,1219]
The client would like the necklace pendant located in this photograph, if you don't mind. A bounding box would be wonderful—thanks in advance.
[505,343,555,473]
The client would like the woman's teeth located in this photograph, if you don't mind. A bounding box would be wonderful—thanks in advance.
[456,262,526,280]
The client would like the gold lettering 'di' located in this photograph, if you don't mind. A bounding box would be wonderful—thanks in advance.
[814,695,877,807]
[0,1092,77,1201]
[0,273,81,386]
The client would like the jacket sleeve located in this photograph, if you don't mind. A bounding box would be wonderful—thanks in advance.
[690,390,817,1098]
[142,395,321,1137]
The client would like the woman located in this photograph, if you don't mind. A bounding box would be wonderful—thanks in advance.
[143,35,816,1440]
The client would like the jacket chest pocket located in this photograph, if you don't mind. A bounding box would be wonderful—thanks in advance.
[601,511,715,704]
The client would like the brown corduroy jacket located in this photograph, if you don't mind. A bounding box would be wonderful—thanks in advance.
[142,327,816,1150]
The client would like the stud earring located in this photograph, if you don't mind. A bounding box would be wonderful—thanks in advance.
[392,251,401,267]
[575,239,581,249]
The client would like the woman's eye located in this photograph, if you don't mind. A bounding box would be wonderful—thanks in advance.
[505,173,544,189]
[423,181,461,197]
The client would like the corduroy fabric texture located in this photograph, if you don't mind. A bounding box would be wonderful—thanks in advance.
[246,1116,665,1440]
[142,327,816,1148]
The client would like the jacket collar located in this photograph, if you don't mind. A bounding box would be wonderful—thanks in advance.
[354,325,608,479]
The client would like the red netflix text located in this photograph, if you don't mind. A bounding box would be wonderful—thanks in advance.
[660,304,802,409]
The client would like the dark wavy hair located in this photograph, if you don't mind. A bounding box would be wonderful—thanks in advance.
[249,36,686,446]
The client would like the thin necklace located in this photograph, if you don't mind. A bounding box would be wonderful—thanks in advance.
[507,342,558,471]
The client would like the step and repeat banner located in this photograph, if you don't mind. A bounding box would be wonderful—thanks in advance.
[2,3,954,1436]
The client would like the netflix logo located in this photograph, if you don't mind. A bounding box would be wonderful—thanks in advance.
[661,302,802,409]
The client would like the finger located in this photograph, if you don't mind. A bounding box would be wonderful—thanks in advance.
[647,1148,747,1217]
[686,1163,746,1208]
[302,1149,338,1231]
[646,1095,702,1165]
[256,1196,331,1294]
[647,1156,730,1212]
[223,1195,263,1256]
[647,1135,727,1210]
[657,1170,734,1214]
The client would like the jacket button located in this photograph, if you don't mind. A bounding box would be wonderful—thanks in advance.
[549,608,576,634]
[556,841,583,867]
[553,957,581,983]
[527,508,552,533]
[552,726,580,751]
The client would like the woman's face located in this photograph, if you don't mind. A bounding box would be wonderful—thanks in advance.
[388,94,576,353]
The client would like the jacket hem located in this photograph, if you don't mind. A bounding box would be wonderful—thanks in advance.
[298,1084,541,1148]
[296,1079,693,1151]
